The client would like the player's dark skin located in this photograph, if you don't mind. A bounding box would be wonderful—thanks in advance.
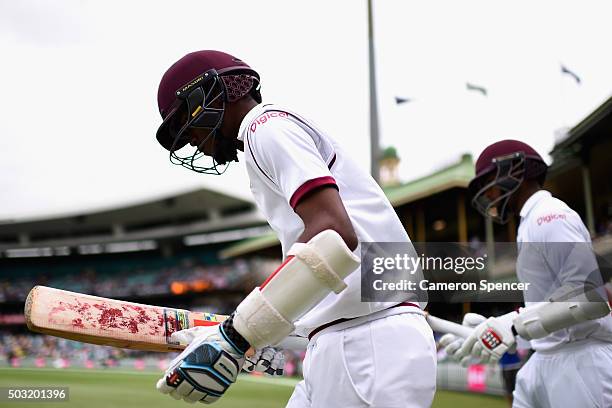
[483,174,542,220]
[188,96,359,252]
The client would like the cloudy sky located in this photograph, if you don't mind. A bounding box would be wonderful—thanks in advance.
[1,0,611,220]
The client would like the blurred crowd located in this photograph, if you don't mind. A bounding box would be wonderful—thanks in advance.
[0,253,303,374]
[0,333,139,367]
[0,257,277,303]
[0,332,305,376]
[597,218,612,237]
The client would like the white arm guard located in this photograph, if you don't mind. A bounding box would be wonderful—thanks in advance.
[513,289,611,340]
[233,230,360,349]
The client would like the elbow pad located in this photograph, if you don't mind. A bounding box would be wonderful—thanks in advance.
[513,291,611,340]
[233,230,360,348]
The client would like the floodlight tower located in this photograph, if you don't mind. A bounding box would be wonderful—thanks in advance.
[367,0,381,183]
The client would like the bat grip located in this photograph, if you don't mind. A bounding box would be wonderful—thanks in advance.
[426,314,473,338]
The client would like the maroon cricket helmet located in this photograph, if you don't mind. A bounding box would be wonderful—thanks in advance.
[157,50,259,119]
[155,50,261,174]
[471,140,545,187]
[469,139,548,223]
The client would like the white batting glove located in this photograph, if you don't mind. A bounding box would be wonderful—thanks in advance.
[156,323,247,404]
[243,347,285,376]
[438,333,462,355]
[438,313,486,364]
[455,311,518,365]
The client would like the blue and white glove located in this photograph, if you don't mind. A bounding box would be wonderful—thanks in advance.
[168,325,286,377]
[156,317,249,404]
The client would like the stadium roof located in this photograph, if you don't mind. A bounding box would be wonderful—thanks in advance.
[383,153,475,207]
[550,94,612,166]
[0,187,265,250]
[221,154,475,258]
[218,232,279,259]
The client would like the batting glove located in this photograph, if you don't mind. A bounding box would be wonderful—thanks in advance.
[455,311,518,365]
[439,313,487,365]
[243,347,285,376]
[156,320,248,404]
[165,325,285,377]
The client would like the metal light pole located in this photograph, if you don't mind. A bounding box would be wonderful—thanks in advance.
[368,0,381,183]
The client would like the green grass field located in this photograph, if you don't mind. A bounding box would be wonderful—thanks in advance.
[0,368,506,408]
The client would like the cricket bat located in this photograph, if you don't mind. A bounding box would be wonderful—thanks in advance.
[24,285,233,352]
[25,286,468,352]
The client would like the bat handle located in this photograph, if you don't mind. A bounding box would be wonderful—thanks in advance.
[426,314,473,338]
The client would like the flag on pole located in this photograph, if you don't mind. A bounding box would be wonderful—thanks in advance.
[395,96,412,105]
[561,64,581,84]
[466,82,487,96]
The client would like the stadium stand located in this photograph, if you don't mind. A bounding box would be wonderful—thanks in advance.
[1,96,610,393]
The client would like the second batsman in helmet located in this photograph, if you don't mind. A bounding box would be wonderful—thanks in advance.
[441,139,612,407]
[468,139,548,224]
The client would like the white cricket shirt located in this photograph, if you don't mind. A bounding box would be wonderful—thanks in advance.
[516,190,612,351]
[238,103,424,337]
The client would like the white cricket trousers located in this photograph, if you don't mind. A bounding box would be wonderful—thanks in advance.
[286,313,437,408]
[513,339,612,408]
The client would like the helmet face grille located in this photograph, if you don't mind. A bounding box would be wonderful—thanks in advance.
[471,153,526,224]
[160,72,235,175]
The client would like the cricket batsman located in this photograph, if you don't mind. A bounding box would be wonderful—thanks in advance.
[441,140,612,407]
[153,50,436,407]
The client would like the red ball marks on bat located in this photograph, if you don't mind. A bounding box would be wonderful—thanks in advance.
[97,305,123,329]
[72,318,85,329]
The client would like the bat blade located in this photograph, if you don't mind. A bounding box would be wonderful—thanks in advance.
[25,287,473,352]
[25,286,226,352]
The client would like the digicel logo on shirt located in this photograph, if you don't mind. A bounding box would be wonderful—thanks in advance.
[537,213,567,226]
[250,111,288,132]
